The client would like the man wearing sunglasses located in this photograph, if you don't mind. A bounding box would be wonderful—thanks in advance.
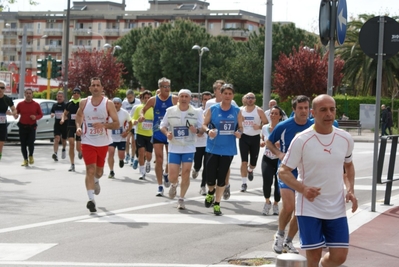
[139,77,178,196]
[0,80,17,161]
[62,87,83,172]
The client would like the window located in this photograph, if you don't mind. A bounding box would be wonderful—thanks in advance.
[40,103,50,115]
[225,23,236,29]
[209,23,214,30]
[248,25,254,31]
[98,23,101,31]
[97,40,101,48]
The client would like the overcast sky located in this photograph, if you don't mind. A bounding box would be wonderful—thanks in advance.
[7,0,399,33]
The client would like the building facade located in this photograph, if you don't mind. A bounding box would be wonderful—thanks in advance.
[0,0,266,76]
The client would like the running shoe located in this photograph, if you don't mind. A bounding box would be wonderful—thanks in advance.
[199,186,207,196]
[240,183,248,192]
[61,149,66,159]
[28,156,34,165]
[78,151,83,160]
[262,202,272,215]
[86,200,97,213]
[145,162,151,173]
[68,164,75,172]
[124,153,130,164]
[169,184,177,199]
[273,204,279,215]
[132,159,139,169]
[283,241,299,254]
[248,170,254,181]
[130,158,134,166]
[204,193,214,208]
[156,185,164,197]
[177,198,185,210]
[223,184,231,200]
[139,173,146,180]
[163,174,170,188]
[21,160,29,167]
[52,153,58,161]
[119,160,124,168]
[213,204,222,215]
[192,169,199,179]
[273,234,284,254]
[108,171,115,179]
[94,181,101,195]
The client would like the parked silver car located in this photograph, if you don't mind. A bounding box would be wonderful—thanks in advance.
[6,98,57,141]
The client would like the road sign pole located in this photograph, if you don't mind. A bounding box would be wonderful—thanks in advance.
[371,16,385,212]
[327,0,337,96]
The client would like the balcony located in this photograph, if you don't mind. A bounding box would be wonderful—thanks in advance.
[103,28,120,36]
[43,29,63,36]
[43,45,63,52]
[17,28,34,36]
[13,61,33,67]
[73,28,93,37]
[221,28,250,38]
[16,44,33,52]
[1,45,17,52]
[72,45,93,52]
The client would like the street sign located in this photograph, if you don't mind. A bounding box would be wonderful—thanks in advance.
[336,0,347,45]
[319,0,331,46]
[359,16,399,60]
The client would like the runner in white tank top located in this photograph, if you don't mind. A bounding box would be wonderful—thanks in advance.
[75,77,120,213]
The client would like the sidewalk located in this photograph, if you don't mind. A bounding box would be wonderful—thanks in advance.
[221,129,398,267]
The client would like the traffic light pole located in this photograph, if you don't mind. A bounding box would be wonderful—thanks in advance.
[46,55,52,99]
[18,25,27,99]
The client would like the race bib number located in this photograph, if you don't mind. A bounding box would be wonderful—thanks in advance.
[55,110,63,119]
[142,120,153,130]
[173,126,189,139]
[0,113,6,124]
[219,120,235,135]
[71,114,76,120]
[87,123,104,136]
[112,127,123,135]
[243,116,255,127]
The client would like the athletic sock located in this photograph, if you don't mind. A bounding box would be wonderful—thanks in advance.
[242,177,247,184]
[87,190,95,201]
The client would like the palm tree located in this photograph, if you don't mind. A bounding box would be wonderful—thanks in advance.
[336,14,399,97]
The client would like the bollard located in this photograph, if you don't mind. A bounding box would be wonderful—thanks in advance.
[276,254,307,267]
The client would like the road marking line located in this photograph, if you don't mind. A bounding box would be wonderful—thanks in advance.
[79,214,277,225]
[0,243,57,261]
[0,262,232,266]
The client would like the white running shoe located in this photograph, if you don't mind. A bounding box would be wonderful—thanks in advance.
[192,169,199,179]
[262,202,272,215]
[283,241,299,254]
[273,234,284,254]
[94,181,101,195]
[177,198,185,210]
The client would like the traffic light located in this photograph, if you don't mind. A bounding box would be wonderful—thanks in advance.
[37,58,47,78]
[51,59,62,78]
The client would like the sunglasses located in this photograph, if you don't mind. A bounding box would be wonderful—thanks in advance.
[0,87,5,89]
[221,83,234,89]
[161,85,170,89]
[246,97,255,100]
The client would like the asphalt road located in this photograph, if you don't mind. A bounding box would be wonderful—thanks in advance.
[0,140,398,266]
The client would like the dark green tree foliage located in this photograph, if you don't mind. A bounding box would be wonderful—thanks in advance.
[115,27,152,89]
[273,46,344,101]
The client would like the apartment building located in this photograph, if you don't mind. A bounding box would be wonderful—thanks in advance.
[0,0,266,74]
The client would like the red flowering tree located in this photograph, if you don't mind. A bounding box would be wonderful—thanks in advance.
[66,48,126,98]
[273,46,344,101]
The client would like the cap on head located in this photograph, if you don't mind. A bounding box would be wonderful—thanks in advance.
[73,88,81,93]
[178,89,191,97]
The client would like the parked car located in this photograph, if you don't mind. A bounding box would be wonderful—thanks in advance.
[6,98,57,141]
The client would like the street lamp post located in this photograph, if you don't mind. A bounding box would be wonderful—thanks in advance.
[192,45,209,107]
[104,43,122,55]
